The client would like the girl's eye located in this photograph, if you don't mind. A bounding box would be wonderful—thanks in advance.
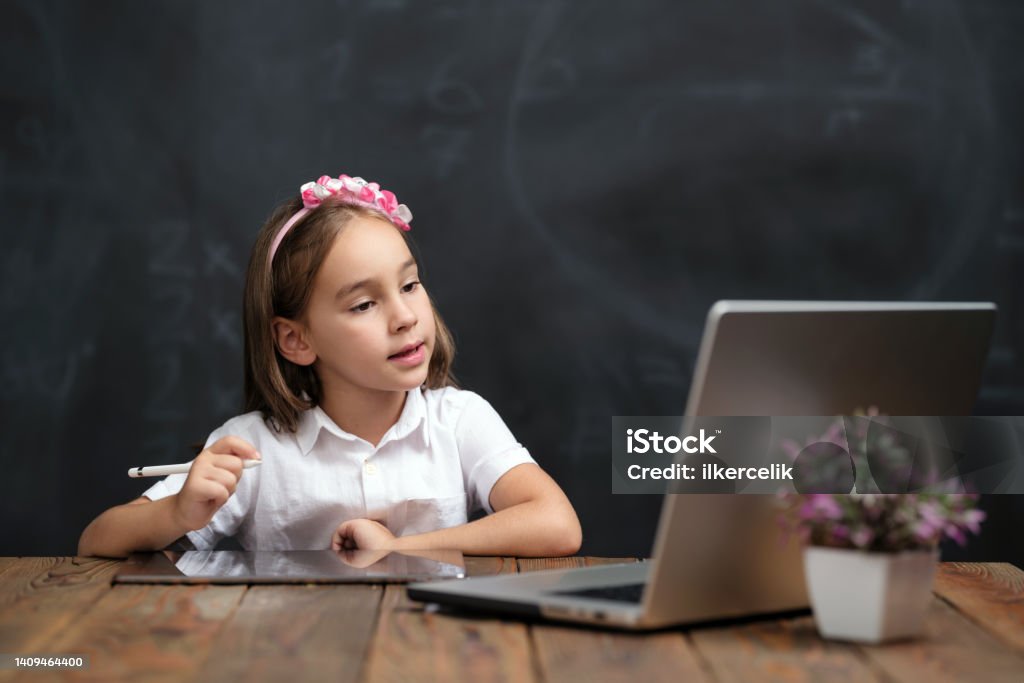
[350,282,419,312]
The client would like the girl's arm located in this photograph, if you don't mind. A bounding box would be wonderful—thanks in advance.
[78,436,261,558]
[78,496,193,559]
[335,463,583,556]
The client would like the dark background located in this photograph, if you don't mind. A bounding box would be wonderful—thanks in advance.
[2,1,1022,564]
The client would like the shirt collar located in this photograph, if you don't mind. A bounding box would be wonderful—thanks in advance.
[296,388,430,455]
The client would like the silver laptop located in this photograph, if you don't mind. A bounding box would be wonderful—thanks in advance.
[406,300,997,629]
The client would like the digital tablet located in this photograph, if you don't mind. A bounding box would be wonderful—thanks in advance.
[112,549,465,584]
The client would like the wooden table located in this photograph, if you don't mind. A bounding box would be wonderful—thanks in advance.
[0,557,1022,682]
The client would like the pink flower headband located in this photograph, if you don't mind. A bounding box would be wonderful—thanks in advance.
[268,174,413,265]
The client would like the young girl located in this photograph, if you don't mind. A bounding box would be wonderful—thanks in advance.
[79,173,582,559]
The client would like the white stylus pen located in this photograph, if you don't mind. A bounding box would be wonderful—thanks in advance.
[127,460,262,478]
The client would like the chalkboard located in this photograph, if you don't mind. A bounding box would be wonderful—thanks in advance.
[2,0,1022,564]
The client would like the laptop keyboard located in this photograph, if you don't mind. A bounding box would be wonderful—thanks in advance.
[551,582,646,603]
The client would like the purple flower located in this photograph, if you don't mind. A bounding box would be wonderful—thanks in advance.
[851,527,874,548]
[775,421,985,552]
[945,525,968,547]
[778,487,984,552]
[962,509,986,535]
[913,520,939,545]
[805,495,844,521]
[919,501,944,527]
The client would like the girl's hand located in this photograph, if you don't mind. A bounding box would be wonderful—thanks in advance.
[335,548,391,568]
[171,436,261,532]
[331,519,396,551]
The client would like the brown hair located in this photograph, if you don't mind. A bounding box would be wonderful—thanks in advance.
[242,196,458,433]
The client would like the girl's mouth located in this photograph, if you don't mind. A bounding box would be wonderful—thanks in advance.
[388,342,426,365]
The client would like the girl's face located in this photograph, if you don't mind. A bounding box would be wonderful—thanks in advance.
[296,215,436,396]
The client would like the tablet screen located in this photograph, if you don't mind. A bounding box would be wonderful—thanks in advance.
[112,549,465,584]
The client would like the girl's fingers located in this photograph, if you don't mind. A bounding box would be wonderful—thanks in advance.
[204,467,238,496]
[193,480,230,507]
[332,522,364,550]
[209,453,248,477]
[210,436,261,461]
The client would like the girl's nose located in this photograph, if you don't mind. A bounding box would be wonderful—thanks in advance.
[390,299,418,333]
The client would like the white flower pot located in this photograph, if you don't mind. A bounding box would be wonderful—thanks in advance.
[803,546,939,643]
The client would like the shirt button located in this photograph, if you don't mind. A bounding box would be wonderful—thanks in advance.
[364,462,378,476]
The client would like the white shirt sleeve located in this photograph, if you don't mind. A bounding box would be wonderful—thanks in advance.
[454,391,537,514]
[140,422,257,550]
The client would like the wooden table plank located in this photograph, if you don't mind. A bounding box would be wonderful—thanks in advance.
[859,597,1024,683]
[0,558,1019,682]
[362,588,536,682]
[0,557,122,658]
[518,556,585,573]
[517,556,638,573]
[933,562,1024,654]
[464,556,518,577]
[534,626,712,683]
[361,555,535,683]
[689,615,883,683]
[197,585,383,683]
[524,557,710,683]
[0,558,18,581]
[39,583,246,682]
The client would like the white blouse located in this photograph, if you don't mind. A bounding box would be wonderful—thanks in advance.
[141,386,537,550]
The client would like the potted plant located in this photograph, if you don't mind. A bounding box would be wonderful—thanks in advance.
[780,493,985,643]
